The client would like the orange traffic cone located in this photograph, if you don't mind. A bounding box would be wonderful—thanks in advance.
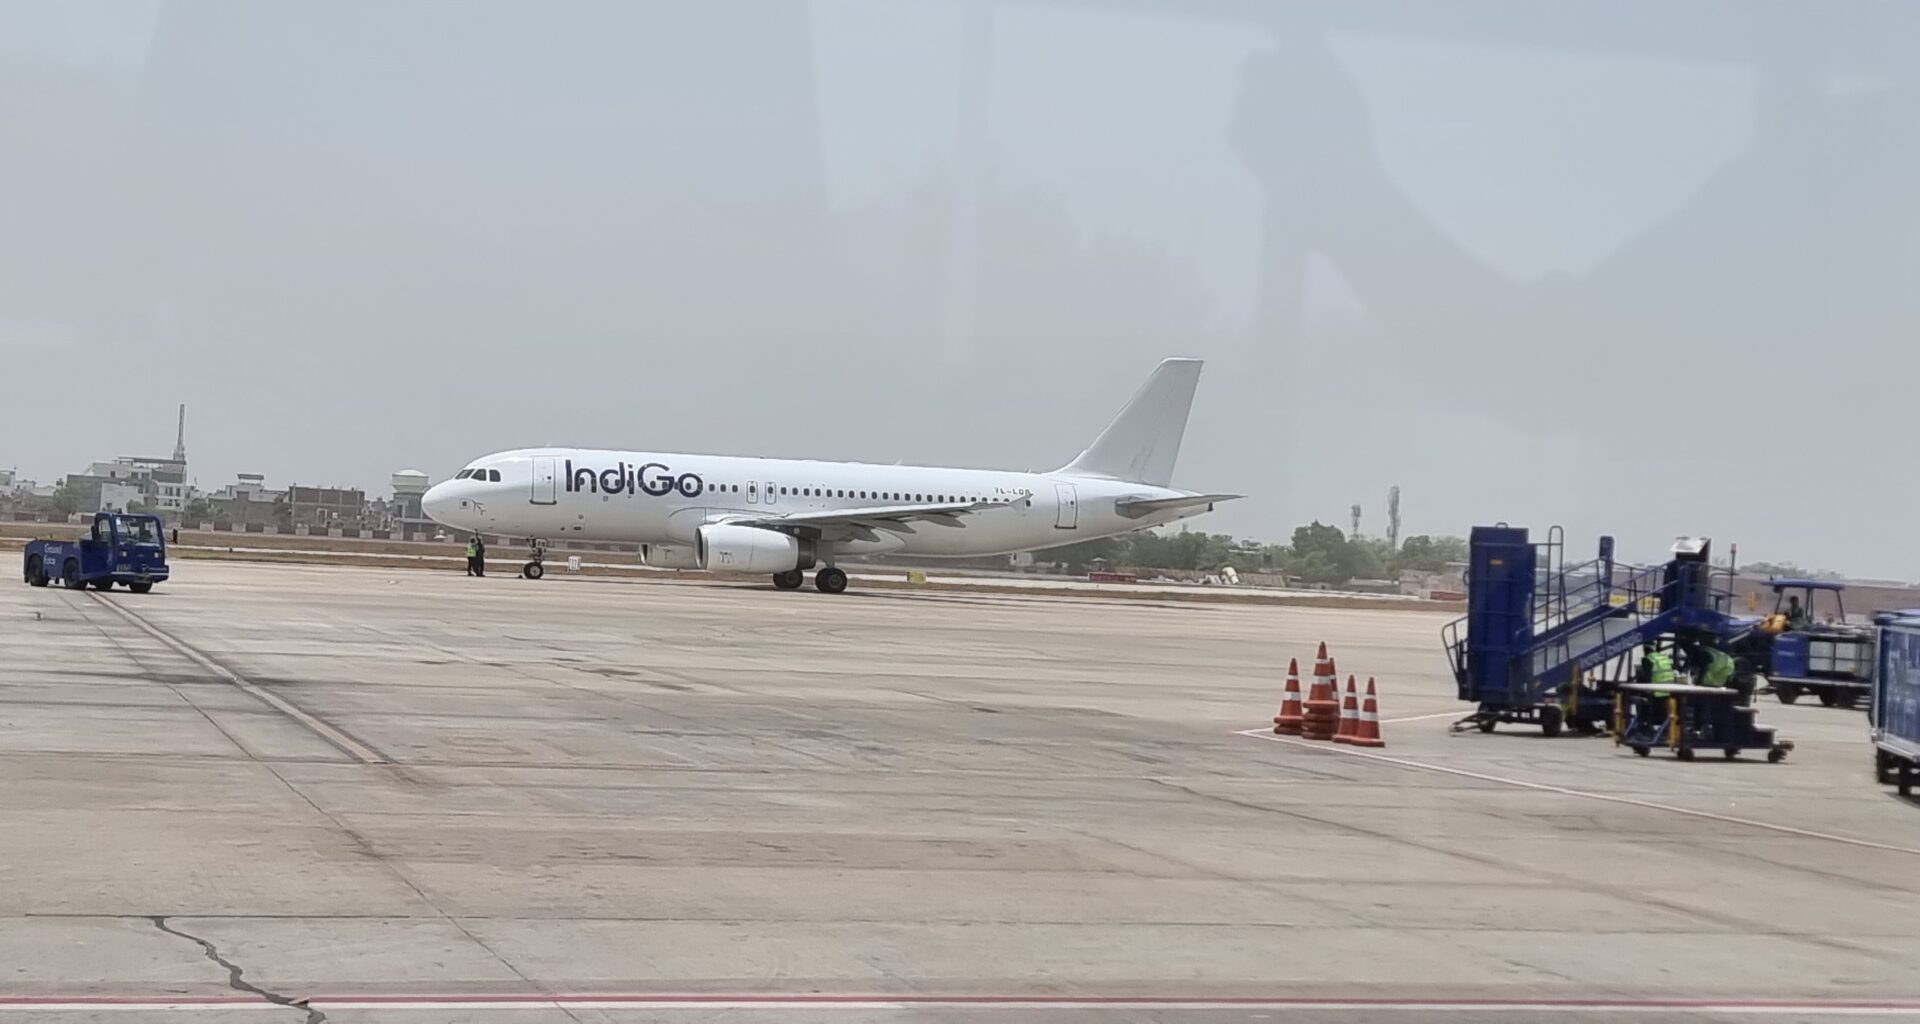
[1347,677,1386,748]
[1273,658,1304,735]
[1333,675,1360,744]
[1302,652,1340,741]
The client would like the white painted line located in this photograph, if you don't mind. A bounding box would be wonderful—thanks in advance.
[87,593,388,765]
[8,997,1920,1016]
[1380,710,1463,724]
[1233,728,1920,857]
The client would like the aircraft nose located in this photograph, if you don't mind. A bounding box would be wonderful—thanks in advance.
[421,481,458,524]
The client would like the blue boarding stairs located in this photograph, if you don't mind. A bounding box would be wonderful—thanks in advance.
[1441,526,1757,736]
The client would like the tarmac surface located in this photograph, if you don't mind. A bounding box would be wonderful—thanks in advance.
[3,561,1919,1023]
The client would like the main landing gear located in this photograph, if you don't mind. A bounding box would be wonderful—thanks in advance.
[521,537,549,580]
[770,549,849,595]
[768,567,849,593]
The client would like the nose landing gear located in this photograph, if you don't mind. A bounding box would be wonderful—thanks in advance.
[521,538,550,580]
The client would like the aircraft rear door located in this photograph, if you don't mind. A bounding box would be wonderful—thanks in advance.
[1054,483,1078,529]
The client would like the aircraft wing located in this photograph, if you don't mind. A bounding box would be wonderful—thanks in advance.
[1115,493,1242,519]
[717,497,1026,543]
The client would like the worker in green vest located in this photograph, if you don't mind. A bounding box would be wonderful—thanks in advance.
[1696,645,1736,688]
[1642,647,1677,695]
[464,536,479,576]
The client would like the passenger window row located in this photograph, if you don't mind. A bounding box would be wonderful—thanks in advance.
[701,484,1016,506]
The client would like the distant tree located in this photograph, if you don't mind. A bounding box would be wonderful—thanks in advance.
[25,483,85,518]
[1341,540,1387,581]
[1354,537,1398,576]
[1397,534,1467,573]
[1432,535,1468,564]
[183,498,214,523]
[1283,521,1354,585]
[1289,521,1347,561]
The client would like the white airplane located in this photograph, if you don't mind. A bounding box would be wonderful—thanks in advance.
[422,358,1238,593]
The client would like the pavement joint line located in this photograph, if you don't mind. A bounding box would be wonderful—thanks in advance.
[83,591,388,765]
[1234,728,1920,857]
[5,995,1920,1015]
[1380,711,1464,724]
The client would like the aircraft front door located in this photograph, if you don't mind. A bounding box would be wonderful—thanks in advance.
[1054,483,1078,529]
[531,457,558,505]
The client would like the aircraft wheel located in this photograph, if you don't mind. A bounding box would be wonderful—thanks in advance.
[814,567,848,594]
[772,570,804,590]
[522,561,545,580]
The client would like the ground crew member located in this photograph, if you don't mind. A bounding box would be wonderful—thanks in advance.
[1642,646,1677,695]
[473,535,486,577]
[1696,645,1736,689]
[465,536,479,576]
[1786,595,1811,630]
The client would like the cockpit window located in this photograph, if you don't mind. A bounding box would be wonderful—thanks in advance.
[488,469,501,482]
[455,469,472,479]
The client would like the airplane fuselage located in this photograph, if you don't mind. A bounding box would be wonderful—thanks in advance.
[424,447,1217,559]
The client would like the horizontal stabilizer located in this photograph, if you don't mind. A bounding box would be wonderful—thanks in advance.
[1115,493,1241,519]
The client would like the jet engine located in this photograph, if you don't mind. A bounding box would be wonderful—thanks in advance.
[639,543,701,569]
[696,524,815,573]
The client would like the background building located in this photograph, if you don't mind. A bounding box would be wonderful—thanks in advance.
[389,469,434,536]
[287,485,366,526]
[96,481,142,514]
[204,473,284,525]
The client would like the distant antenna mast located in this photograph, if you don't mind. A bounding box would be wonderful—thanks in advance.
[1350,503,1362,539]
[1386,486,1401,551]
[173,403,187,463]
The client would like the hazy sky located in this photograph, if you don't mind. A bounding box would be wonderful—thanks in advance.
[3,0,1915,576]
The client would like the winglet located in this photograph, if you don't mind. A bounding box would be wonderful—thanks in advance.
[1060,358,1203,487]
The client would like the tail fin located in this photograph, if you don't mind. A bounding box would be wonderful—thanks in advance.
[1059,358,1202,487]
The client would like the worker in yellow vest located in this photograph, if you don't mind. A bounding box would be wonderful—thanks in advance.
[465,536,479,576]
[1696,645,1736,689]
[1642,647,1677,696]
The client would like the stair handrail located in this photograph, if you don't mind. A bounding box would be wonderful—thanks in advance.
[1522,565,1683,682]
